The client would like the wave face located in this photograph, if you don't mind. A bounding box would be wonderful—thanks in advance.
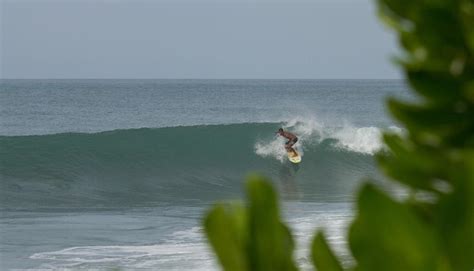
[0,122,385,208]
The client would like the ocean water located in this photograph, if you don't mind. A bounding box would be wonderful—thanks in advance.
[0,79,409,270]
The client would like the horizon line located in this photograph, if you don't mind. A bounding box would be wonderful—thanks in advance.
[0,78,403,80]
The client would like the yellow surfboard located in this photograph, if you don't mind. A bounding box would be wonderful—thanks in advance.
[287,150,302,163]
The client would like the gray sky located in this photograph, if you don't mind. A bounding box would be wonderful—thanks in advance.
[1,0,401,79]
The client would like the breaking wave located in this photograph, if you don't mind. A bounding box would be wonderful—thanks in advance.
[0,121,395,208]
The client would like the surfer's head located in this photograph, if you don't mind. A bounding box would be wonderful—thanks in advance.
[277,128,284,134]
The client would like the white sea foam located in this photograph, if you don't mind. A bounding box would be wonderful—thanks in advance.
[332,125,383,154]
[31,244,216,270]
[254,116,320,162]
[30,226,217,270]
[283,202,354,268]
[29,206,353,270]
[332,125,402,154]
[255,137,289,162]
[254,116,401,161]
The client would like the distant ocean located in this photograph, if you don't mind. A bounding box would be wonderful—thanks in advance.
[0,79,408,270]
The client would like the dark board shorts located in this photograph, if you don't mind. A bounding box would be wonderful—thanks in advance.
[286,138,298,145]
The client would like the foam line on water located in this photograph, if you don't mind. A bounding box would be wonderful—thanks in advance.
[29,224,216,269]
[29,206,353,270]
[284,202,354,268]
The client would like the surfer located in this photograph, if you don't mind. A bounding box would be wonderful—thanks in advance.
[277,128,298,155]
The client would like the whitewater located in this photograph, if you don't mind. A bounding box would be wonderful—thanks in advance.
[0,79,409,270]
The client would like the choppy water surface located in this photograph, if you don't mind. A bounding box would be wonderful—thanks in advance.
[0,79,408,270]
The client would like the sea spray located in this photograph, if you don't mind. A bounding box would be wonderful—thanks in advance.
[254,137,289,162]
[332,125,402,154]
[332,126,382,154]
[254,118,402,160]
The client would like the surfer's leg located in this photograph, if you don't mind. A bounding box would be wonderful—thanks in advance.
[287,139,298,156]
[287,138,297,149]
[291,138,298,147]
[285,140,291,150]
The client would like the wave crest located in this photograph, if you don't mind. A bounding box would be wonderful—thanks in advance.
[0,122,388,207]
[254,118,399,161]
